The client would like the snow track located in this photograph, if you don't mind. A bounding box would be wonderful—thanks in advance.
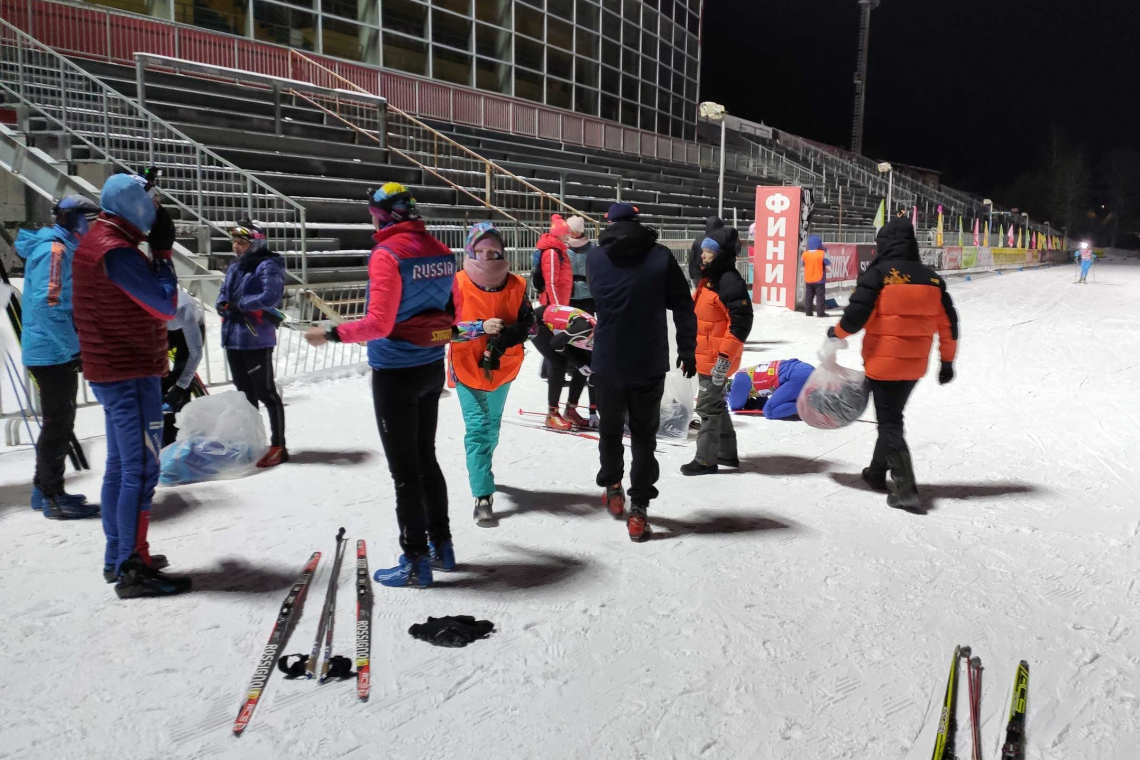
[1,261,1138,758]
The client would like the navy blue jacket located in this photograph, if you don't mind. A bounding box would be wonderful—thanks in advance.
[587,220,696,381]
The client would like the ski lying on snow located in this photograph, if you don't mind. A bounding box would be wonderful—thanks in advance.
[931,645,965,760]
[513,410,691,447]
[1001,661,1029,760]
[233,551,321,735]
[355,540,372,701]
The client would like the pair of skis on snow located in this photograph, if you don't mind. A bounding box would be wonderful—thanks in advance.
[232,530,373,735]
[930,646,1029,760]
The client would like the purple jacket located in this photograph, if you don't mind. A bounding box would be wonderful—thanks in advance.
[216,245,285,351]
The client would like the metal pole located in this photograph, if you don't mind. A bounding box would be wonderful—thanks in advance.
[300,208,308,286]
[717,117,725,218]
[102,90,110,153]
[886,170,893,216]
[989,206,994,246]
[838,185,843,233]
[59,57,68,125]
[272,82,282,136]
[195,147,203,219]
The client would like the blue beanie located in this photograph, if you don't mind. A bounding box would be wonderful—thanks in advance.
[807,235,826,251]
[100,174,156,235]
[700,237,721,253]
[605,202,639,222]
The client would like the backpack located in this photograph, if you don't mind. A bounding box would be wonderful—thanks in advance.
[530,249,545,293]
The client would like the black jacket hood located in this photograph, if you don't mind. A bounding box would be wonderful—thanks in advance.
[697,244,737,283]
[874,217,920,263]
[704,216,725,235]
[599,220,660,265]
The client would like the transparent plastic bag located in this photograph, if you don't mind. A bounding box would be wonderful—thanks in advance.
[796,339,869,429]
[159,391,267,485]
[659,324,696,439]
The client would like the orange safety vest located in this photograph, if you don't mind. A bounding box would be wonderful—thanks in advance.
[802,248,827,284]
[451,271,527,391]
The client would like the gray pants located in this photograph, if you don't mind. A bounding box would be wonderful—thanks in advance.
[695,374,737,465]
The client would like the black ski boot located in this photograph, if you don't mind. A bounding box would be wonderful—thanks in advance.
[680,459,718,476]
[718,456,740,468]
[886,452,922,512]
[114,555,192,599]
[104,554,169,583]
[861,467,888,492]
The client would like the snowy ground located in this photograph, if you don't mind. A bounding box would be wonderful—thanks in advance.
[2,261,1139,759]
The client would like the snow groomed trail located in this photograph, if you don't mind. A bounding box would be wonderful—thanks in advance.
[1,260,1137,759]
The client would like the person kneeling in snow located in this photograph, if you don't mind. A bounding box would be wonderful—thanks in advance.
[727,359,815,419]
[450,222,534,527]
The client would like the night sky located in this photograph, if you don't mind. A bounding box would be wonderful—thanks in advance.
[699,0,1140,201]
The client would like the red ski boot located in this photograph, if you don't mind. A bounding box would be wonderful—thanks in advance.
[603,483,625,518]
[627,506,652,543]
[544,409,573,431]
[563,405,589,429]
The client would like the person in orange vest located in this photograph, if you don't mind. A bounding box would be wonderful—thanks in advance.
[802,235,831,317]
[451,222,534,526]
[682,237,753,475]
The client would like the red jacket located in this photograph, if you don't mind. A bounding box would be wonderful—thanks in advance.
[536,234,572,307]
[72,216,171,383]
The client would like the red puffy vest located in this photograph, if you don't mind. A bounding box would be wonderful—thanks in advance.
[72,215,169,383]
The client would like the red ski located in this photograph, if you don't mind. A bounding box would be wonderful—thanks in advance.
[355,540,372,701]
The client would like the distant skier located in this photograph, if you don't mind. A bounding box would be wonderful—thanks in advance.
[1075,242,1095,283]
[727,359,815,420]
[682,236,753,476]
[305,183,456,588]
[531,303,596,430]
[15,194,101,519]
[450,222,534,526]
[161,288,206,445]
[72,174,190,597]
[828,216,958,512]
[217,219,287,467]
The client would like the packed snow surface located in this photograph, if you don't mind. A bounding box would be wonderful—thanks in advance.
[1,261,1138,759]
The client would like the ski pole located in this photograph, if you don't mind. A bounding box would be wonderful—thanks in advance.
[318,528,348,684]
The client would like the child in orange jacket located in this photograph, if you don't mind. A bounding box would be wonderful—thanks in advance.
[682,236,753,475]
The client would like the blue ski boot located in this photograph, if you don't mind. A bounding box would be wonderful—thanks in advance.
[32,486,87,511]
[42,493,99,520]
[374,554,433,588]
[429,540,456,571]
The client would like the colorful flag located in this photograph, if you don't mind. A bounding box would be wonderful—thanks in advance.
[1016,227,1023,249]
[936,205,944,247]
[912,205,919,230]
[983,221,989,246]
[999,223,1004,246]
[1008,224,1015,247]
[958,216,964,247]
[973,218,980,246]
[873,198,886,232]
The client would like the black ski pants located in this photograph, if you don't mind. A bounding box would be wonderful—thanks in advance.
[532,323,593,410]
[594,374,664,506]
[29,360,79,496]
[372,360,450,558]
[804,282,826,316]
[868,379,918,474]
[227,347,285,447]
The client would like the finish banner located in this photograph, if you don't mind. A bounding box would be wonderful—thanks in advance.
[753,186,801,309]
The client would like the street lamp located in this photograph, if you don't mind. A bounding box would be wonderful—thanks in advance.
[877,161,893,216]
[983,198,994,246]
[700,101,728,218]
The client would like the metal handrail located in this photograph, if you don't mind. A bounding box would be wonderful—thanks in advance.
[287,50,600,240]
[0,19,312,282]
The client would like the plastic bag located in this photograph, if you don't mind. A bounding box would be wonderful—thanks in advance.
[160,391,267,485]
[796,339,869,429]
[660,324,696,439]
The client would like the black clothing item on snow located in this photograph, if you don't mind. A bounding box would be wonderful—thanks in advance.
[227,347,286,448]
[588,219,697,382]
[595,374,664,505]
[697,237,754,344]
[566,296,596,408]
[688,216,740,283]
[866,377,917,484]
[838,217,959,341]
[372,359,450,559]
[531,320,592,408]
[29,360,80,497]
[409,615,494,647]
[805,281,826,316]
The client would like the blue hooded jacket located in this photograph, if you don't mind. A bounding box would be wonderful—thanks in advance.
[216,242,286,350]
[15,225,82,366]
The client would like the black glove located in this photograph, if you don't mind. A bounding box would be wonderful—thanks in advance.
[147,204,176,252]
[163,384,188,411]
[826,325,837,340]
[408,615,495,648]
[938,361,954,385]
[677,354,697,379]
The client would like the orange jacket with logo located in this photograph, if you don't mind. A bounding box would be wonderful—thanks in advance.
[692,250,753,376]
[451,272,530,391]
[834,219,958,381]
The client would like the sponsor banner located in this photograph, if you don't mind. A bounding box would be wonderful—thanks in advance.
[992,248,1027,267]
[821,243,859,280]
[977,247,994,268]
[857,244,877,274]
[943,247,962,270]
[753,186,801,310]
[961,247,978,268]
[919,247,943,270]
